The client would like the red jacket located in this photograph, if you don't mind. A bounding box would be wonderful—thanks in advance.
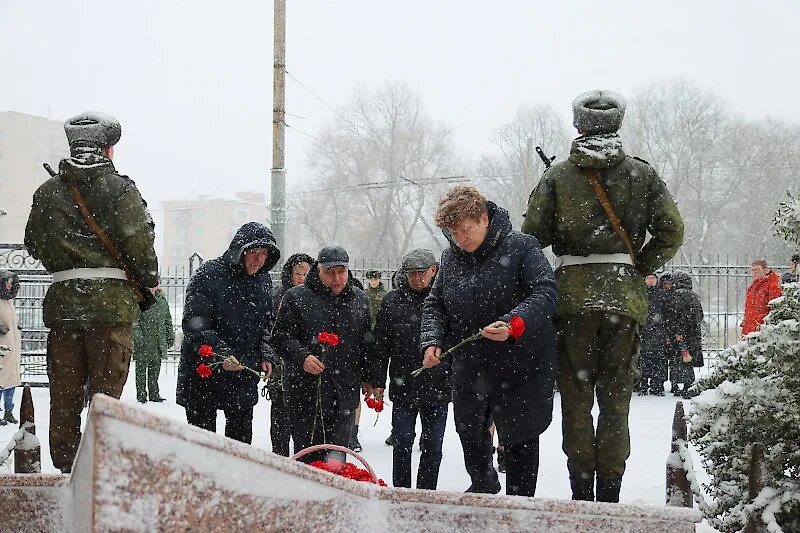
[741,271,782,335]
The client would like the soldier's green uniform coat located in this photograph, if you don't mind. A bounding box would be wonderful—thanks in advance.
[522,135,684,325]
[365,282,386,325]
[24,156,159,327]
[132,290,174,401]
[522,132,684,486]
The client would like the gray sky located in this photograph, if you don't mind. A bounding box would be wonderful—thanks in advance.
[2,0,799,213]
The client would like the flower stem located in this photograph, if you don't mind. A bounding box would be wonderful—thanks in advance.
[411,331,483,377]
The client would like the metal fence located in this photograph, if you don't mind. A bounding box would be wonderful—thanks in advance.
[2,243,791,385]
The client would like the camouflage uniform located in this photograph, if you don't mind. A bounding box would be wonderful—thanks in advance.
[132,289,174,402]
[522,90,683,502]
[24,112,158,473]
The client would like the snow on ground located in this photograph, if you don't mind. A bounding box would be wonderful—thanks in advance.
[0,368,718,531]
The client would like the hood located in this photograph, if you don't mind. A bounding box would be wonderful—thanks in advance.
[672,271,693,291]
[304,261,356,300]
[58,152,116,183]
[280,253,314,289]
[0,270,20,300]
[443,201,512,259]
[567,133,626,169]
[222,222,281,273]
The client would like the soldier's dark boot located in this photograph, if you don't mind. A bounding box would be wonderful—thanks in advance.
[570,473,594,501]
[596,477,623,503]
[4,410,17,424]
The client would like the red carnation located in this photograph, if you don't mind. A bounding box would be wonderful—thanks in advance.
[198,344,214,358]
[508,316,525,339]
[317,332,340,347]
[196,363,213,379]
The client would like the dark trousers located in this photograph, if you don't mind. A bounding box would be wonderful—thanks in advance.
[453,389,542,497]
[134,356,162,401]
[391,400,448,490]
[47,324,133,472]
[290,396,353,464]
[557,312,639,481]
[270,392,291,456]
[640,346,667,393]
[668,352,695,390]
[185,405,254,444]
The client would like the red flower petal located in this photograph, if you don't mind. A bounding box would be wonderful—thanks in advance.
[508,316,526,339]
[196,363,213,379]
[198,344,214,358]
[328,333,340,347]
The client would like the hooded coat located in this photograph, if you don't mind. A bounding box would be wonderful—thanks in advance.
[176,222,280,411]
[272,263,372,423]
[0,271,21,390]
[24,153,158,327]
[742,270,783,335]
[420,202,558,443]
[372,272,451,406]
[663,272,704,367]
[522,134,684,325]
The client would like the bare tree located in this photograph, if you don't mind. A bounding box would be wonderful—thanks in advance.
[290,82,461,259]
[478,104,571,228]
[624,79,749,261]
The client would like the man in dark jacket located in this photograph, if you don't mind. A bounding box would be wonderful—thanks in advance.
[132,284,175,403]
[268,253,313,456]
[373,248,450,490]
[638,274,668,396]
[421,186,558,497]
[24,112,159,473]
[523,90,684,502]
[272,246,373,463]
[176,222,279,444]
[663,271,704,398]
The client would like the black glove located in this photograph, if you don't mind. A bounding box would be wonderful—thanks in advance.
[0,324,9,336]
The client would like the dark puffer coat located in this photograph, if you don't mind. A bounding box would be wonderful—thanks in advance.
[272,263,372,415]
[420,202,558,444]
[664,271,704,367]
[641,285,669,358]
[176,222,280,411]
[372,273,451,406]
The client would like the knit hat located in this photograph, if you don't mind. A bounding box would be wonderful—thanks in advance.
[64,111,122,149]
[572,90,626,134]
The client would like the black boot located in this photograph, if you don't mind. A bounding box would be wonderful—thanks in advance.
[570,473,595,501]
[596,477,622,503]
[385,431,396,446]
[4,410,17,424]
[349,424,362,452]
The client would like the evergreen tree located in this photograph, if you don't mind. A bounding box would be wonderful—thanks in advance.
[690,191,800,531]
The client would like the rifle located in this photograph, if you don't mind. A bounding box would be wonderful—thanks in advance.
[43,163,157,312]
[535,146,556,169]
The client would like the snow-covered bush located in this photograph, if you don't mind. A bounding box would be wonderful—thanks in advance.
[690,190,800,532]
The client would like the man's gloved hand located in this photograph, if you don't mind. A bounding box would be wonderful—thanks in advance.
[0,325,9,336]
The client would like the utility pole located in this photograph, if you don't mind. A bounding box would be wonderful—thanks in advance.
[271,0,287,254]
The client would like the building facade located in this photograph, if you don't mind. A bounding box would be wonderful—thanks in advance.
[0,111,69,243]
[161,191,270,269]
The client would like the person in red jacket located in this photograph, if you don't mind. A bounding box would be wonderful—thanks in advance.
[741,259,782,336]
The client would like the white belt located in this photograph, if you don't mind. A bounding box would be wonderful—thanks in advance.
[556,253,634,268]
[51,268,128,283]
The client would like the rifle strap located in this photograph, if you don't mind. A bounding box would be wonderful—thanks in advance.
[66,182,146,303]
[584,168,638,267]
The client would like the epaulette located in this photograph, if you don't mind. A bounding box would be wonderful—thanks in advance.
[631,156,652,166]
[116,173,136,186]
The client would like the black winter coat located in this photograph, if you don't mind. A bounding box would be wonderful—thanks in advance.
[272,263,372,415]
[372,274,451,406]
[176,223,280,411]
[420,202,558,443]
[663,272,704,367]
[641,285,669,357]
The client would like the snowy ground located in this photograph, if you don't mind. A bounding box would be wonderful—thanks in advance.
[1,368,718,531]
